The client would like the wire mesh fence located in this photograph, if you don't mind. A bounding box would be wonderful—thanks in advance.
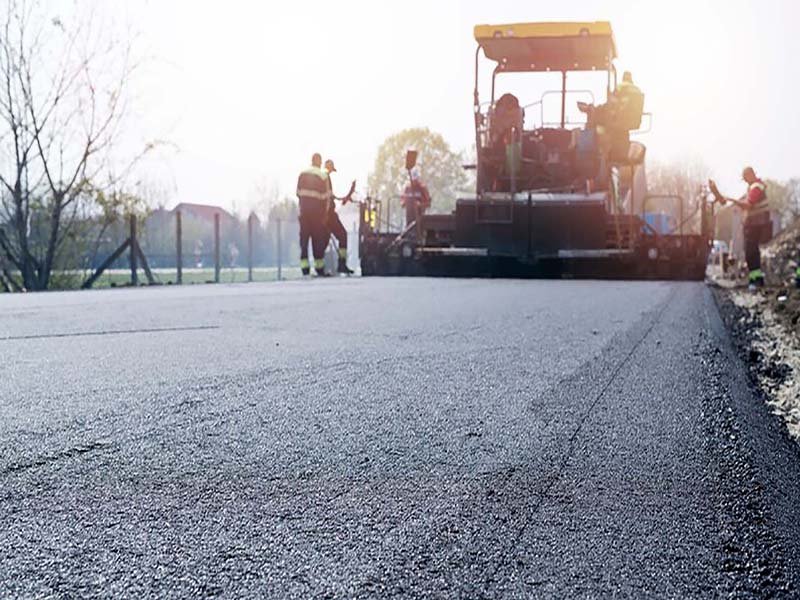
[82,207,358,289]
[88,211,303,287]
[0,204,361,292]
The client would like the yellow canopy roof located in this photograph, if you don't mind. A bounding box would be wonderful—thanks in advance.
[474,21,617,72]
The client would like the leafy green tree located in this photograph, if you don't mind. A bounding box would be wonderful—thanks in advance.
[368,128,469,227]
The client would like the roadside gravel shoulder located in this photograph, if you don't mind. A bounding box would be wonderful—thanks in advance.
[712,286,800,587]
[714,288,800,442]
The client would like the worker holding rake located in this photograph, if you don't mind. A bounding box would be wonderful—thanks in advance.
[709,167,771,289]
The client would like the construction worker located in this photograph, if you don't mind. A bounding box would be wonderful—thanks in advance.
[400,169,431,230]
[709,167,771,287]
[613,71,644,129]
[296,153,331,276]
[490,93,523,147]
[740,167,771,287]
[578,71,643,130]
[578,71,644,161]
[323,159,354,275]
[609,72,643,162]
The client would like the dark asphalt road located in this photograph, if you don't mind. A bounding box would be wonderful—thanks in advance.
[1,279,799,598]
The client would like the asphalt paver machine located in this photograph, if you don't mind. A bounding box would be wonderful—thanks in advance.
[359,21,711,279]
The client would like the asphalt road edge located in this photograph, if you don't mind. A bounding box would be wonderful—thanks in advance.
[709,286,800,592]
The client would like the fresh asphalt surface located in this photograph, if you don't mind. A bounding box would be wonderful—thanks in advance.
[2,279,800,598]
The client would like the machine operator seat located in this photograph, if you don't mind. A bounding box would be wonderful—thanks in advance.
[485,93,525,191]
[489,93,524,147]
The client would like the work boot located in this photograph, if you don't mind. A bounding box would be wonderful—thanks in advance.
[338,258,354,275]
[748,269,764,290]
[301,267,310,277]
[313,258,329,277]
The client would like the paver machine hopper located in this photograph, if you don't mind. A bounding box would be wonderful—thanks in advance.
[359,21,712,279]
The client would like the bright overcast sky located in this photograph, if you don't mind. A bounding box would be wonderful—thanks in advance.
[111,0,799,212]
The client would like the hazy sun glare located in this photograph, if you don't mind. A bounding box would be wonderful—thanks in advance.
[115,0,798,211]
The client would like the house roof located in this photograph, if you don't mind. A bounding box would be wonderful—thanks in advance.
[173,203,235,222]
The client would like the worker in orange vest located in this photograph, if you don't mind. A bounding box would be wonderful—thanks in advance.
[739,166,771,287]
[400,169,431,231]
[710,166,771,288]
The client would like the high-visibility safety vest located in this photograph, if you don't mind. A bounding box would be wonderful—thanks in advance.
[614,81,644,130]
[746,179,769,220]
[296,167,330,204]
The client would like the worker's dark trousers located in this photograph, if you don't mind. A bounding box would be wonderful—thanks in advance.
[299,214,318,261]
[299,200,327,269]
[310,220,328,261]
[405,203,418,228]
[328,210,347,250]
[743,219,772,276]
[299,215,311,262]
[405,203,427,230]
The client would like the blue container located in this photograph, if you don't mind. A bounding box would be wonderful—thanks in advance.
[643,212,676,235]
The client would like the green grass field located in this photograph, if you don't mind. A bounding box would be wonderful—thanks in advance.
[1,262,364,292]
[91,267,306,288]
[0,267,310,292]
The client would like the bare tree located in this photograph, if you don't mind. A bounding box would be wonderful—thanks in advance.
[646,158,710,233]
[249,176,282,224]
[767,178,800,228]
[0,0,142,290]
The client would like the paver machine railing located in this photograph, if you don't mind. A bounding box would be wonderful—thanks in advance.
[359,21,711,279]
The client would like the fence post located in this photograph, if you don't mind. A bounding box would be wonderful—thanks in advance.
[129,214,138,286]
[247,214,254,283]
[214,213,221,284]
[276,217,282,281]
[176,210,183,285]
[351,221,358,266]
